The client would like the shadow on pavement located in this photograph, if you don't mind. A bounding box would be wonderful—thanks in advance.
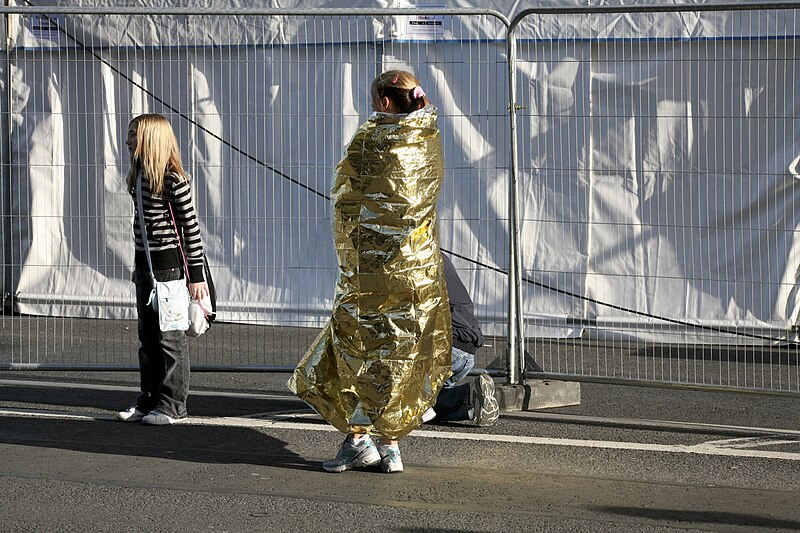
[596,506,800,530]
[1,383,320,472]
[0,382,306,418]
[1,415,318,471]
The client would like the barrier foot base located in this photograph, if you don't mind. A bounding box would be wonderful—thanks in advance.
[495,380,581,412]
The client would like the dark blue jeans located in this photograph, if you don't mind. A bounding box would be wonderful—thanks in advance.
[134,267,190,418]
[433,347,474,421]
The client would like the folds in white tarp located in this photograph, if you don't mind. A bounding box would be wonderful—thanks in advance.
[3,1,800,343]
[517,36,800,343]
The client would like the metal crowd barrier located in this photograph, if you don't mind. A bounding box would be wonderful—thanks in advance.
[1,4,799,396]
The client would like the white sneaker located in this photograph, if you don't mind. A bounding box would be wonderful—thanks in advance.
[117,406,147,422]
[421,407,437,423]
[322,436,381,473]
[377,444,404,473]
[472,374,500,427]
[141,410,185,425]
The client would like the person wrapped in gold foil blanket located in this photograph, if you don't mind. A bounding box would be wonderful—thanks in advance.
[289,70,452,473]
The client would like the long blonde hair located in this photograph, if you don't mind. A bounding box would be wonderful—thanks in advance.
[371,70,430,114]
[126,114,188,197]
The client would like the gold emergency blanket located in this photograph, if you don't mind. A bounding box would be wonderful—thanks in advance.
[288,106,452,440]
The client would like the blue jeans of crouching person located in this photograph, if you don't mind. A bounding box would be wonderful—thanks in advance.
[434,346,475,420]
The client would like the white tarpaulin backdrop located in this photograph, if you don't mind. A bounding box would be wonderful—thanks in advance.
[4,1,800,343]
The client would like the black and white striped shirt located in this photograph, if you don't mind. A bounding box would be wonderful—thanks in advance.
[133,172,205,282]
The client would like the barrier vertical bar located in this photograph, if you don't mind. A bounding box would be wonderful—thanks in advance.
[506,21,524,385]
[2,12,11,313]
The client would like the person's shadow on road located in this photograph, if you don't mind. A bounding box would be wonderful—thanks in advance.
[0,383,319,471]
[2,415,319,471]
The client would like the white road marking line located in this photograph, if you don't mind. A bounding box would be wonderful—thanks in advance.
[1,408,116,421]
[510,411,800,437]
[3,407,799,461]
[0,379,299,402]
[4,378,798,437]
[699,436,800,449]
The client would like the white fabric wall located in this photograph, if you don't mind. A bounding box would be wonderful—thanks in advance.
[512,8,800,341]
[4,1,799,342]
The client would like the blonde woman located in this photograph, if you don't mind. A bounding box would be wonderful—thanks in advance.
[117,114,208,425]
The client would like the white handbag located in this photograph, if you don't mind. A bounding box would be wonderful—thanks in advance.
[149,278,191,332]
[186,293,212,337]
[180,239,216,337]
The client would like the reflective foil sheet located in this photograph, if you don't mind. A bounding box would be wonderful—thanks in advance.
[288,106,452,440]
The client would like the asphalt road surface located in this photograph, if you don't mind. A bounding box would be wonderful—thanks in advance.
[1,371,799,532]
